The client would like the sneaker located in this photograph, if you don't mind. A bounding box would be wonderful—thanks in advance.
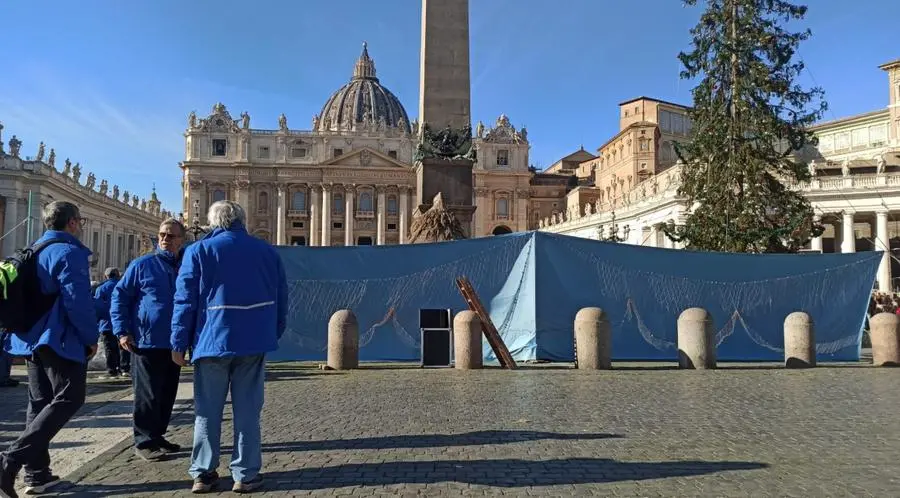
[23,473,59,495]
[232,475,263,493]
[0,379,19,388]
[157,439,181,452]
[191,471,218,494]
[134,446,166,462]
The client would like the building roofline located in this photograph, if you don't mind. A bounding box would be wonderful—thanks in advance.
[618,96,691,109]
[594,121,658,154]
[809,109,890,131]
[878,58,900,70]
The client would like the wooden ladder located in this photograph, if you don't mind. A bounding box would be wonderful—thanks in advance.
[455,277,518,369]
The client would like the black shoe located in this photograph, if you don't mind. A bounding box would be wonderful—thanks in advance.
[0,379,19,388]
[191,471,218,494]
[23,472,59,495]
[134,446,166,462]
[0,466,18,498]
[157,439,181,453]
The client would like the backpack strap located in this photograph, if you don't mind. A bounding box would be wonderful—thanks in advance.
[28,239,67,255]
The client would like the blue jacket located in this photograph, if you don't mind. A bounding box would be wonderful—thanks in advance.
[93,277,120,332]
[171,221,288,361]
[3,231,99,363]
[110,249,181,349]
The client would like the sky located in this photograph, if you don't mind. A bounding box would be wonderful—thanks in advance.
[1,0,897,213]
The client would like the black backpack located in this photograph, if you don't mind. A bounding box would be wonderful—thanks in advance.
[0,239,65,339]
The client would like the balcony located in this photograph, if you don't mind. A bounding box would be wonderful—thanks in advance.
[356,210,375,219]
[287,210,307,218]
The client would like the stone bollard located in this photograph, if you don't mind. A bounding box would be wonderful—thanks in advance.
[677,307,716,369]
[574,307,611,369]
[327,309,359,370]
[870,312,900,367]
[454,311,483,369]
[784,312,816,368]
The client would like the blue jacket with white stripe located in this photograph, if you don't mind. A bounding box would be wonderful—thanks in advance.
[170,221,288,361]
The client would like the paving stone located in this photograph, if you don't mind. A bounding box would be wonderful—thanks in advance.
[30,362,900,496]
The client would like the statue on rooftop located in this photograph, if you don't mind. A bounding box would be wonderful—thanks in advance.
[72,163,81,183]
[36,142,45,161]
[47,148,56,167]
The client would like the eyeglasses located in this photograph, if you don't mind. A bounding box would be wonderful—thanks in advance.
[158,232,182,240]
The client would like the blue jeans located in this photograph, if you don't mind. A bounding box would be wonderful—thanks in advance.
[0,351,11,382]
[189,355,265,482]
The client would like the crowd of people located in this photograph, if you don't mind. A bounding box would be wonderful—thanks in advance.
[869,291,900,316]
[0,199,288,497]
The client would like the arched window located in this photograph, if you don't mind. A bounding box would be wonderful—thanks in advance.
[212,189,226,202]
[359,192,374,212]
[292,191,306,211]
[333,193,344,215]
[257,191,269,214]
[387,195,398,215]
[496,198,509,219]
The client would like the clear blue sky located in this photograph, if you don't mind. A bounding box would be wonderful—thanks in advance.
[2,0,897,213]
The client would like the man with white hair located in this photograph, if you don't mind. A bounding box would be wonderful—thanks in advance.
[171,200,287,494]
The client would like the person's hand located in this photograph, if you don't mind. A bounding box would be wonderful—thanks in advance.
[171,351,188,367]
[119,335,137,354]
[86,344,98,360]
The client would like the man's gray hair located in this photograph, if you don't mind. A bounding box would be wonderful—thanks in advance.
[42,201,80,230]
[159,217,186,235]
[104,267,120,279]
[207,200,246,229]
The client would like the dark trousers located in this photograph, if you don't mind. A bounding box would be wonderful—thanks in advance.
[100,331,130,374]
[1,346,86,477]
[132,348,181,449]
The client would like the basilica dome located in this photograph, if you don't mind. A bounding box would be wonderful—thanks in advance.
[315,43,411,134]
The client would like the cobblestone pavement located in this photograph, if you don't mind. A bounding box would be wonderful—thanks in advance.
[42,360,900,497]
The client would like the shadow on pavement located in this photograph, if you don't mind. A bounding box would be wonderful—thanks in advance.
[222,430,623,453]
[57,457,768,495]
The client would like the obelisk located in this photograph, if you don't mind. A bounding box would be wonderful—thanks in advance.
[415,0,476,236]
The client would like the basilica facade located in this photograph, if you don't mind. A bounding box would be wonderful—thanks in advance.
[180,44,537,245]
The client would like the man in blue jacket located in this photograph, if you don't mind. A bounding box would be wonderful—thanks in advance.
[0,201,98,498]
[93,267,130,378]
[111,218,186,462]
[171,200,287,494]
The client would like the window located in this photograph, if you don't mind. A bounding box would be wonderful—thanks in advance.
[359,192,373,212]
[292,191,306,211]
[92,232,99,253]
[333,193,344,215]
[290,236,306,246]
[835,132,850,150]
[258,146,270,159]
[851,128,868,149]
[496,198,509,218]
[333,148,343,158]
[387,223,397,231]
[257,191,269,214]
[291,222,304,229]
[291,147,306,158]
[639,138,650,151]
[388,150,398,159]
[870,124,888,146]
[212,189,226,202]
[387,196,398,215]
[497,149,509,166]
[333,222,343,229]
[212,139,227,156]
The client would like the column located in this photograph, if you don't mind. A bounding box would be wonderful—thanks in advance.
[649,225,659,247]
[321,184,332,247]
[344,185,355,246]
[275,185,286,246]
[841,212,856,253]
[2,196,19,257]
[810,215,823,252]
[235,182,250,212]
[376,186,386,245]
[310,186,321,246]
[876,211,891,292]
[398,186,409,244]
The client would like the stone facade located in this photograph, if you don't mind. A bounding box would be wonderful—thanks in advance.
[0,127,169,280]
[540,58,900,292]
[181,46,544,244]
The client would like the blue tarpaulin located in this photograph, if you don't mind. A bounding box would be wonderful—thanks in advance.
[272,231,879,363]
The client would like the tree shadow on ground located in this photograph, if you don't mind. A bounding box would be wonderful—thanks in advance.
[221,430,623,453]
[57,457,768,496]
